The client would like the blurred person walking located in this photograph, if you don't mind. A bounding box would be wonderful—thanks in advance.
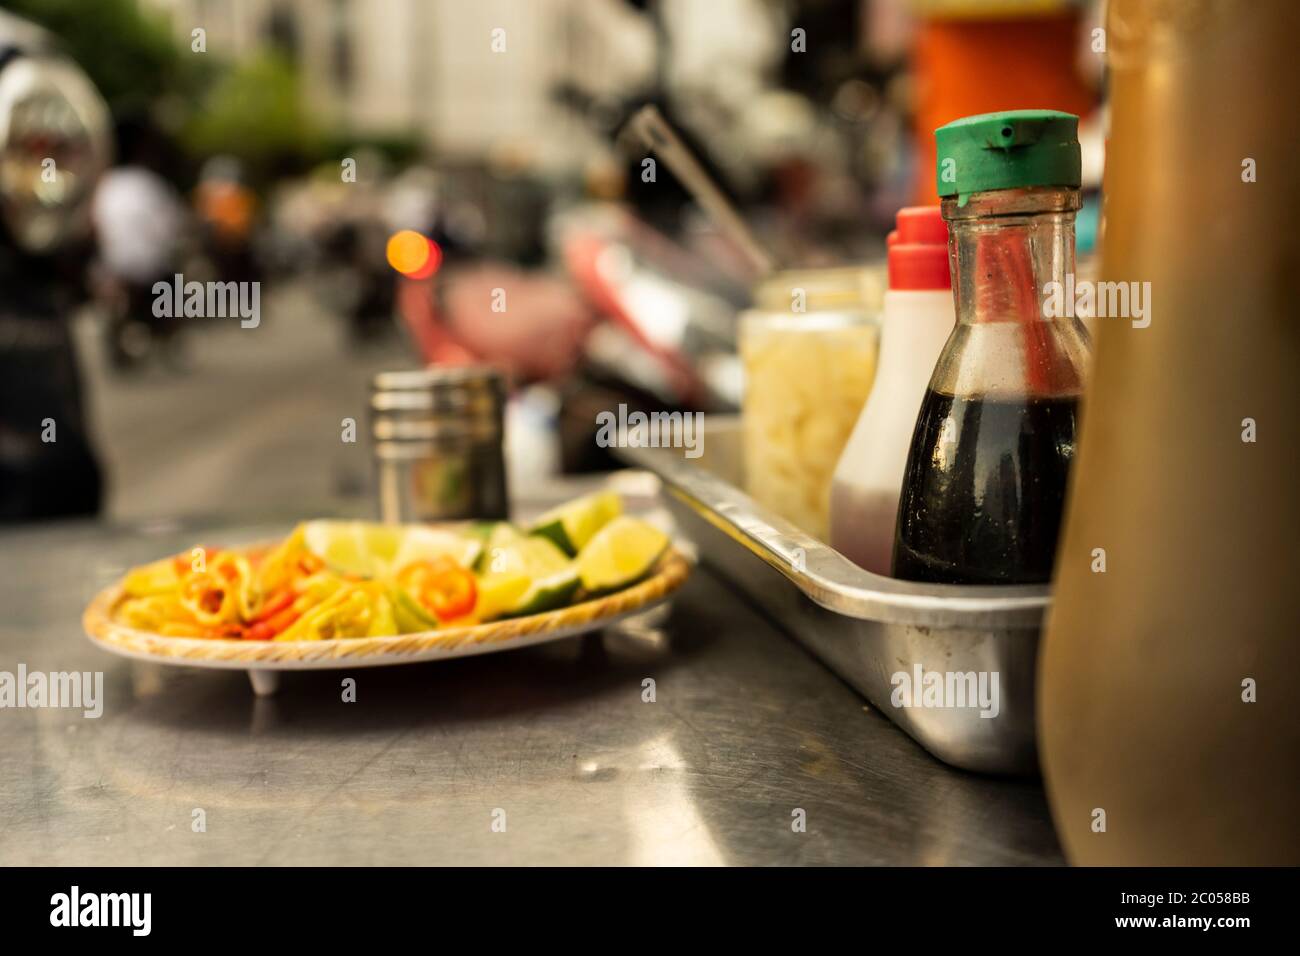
[91,116,190,369]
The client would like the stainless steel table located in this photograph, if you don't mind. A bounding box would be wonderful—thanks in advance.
[0,515,1063,865]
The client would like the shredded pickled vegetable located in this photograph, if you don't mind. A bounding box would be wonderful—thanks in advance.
[114,524,483,641]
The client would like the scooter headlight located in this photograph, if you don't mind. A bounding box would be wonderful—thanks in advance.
[0,54,111,254]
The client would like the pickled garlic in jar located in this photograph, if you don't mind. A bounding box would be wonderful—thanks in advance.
[741,311,878,540]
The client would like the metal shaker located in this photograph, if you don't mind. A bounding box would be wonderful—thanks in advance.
[370,367,508,523]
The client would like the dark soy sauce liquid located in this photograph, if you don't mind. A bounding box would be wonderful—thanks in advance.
[892,390,1079,585]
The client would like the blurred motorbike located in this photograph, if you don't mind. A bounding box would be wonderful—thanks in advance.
[0,11,112,521]
[391,201,749,473]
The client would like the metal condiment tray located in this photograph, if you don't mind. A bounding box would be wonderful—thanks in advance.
[615,417,1049,775]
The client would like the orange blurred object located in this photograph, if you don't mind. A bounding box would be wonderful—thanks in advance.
[911,15,1094,204]
[194,180,256,243]
[386,229,434,276]
[410,239,443,279]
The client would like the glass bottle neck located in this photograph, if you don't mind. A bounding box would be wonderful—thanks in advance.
[943,187,1081,327]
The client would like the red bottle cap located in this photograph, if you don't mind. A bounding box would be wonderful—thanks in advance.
[887,206,950,291]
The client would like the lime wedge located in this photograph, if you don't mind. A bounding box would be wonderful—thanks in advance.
[356,523,406,566]
[481,535,579,617]
[577,516,669,594]
[390,525,482,572]
[303,521,481,578]
[479,523,527,573]
[491,535,570,576]
[511,568,580,616]
[461,521,503,544]
[303,520,373,576]
[475,571,532,621]
[529,490,622,556]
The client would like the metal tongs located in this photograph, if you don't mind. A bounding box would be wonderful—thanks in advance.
[619,105,778,279]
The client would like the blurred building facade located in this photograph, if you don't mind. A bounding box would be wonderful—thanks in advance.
[144,0,657,172]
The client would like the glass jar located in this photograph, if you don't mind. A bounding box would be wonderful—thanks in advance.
[740,267,881,541]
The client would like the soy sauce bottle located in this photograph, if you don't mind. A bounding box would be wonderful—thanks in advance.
[893,111,1090,585]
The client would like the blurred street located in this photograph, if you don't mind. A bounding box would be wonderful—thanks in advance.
[73,285,407,522]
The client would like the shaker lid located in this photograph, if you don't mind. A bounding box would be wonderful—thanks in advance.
[370,365,505,419]
[887,206,950,291]
[935,109,1080,202]
[372,365,503,394]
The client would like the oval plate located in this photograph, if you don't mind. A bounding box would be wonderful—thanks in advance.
[83,549,691,695]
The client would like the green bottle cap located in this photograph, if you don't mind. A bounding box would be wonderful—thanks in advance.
[935,109,1081,203]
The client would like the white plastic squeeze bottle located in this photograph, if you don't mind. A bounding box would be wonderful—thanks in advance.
[829,206,953,575]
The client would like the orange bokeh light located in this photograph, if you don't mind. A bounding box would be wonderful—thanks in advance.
[386,230,431,275]
[407,238,442,279]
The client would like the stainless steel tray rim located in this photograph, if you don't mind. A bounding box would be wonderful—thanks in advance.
[620,445,1049,630]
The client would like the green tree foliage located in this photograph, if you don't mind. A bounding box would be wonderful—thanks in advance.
[183,51,323,183]
[2,1,420,186]
[0,0,206,113]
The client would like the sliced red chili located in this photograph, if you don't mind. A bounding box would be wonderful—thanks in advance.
[396,558,478,621]
[247,605,300,641]
[204,622,247,639]
[251,588,294,623]
[422,566,477,620]
[199,587,225,614]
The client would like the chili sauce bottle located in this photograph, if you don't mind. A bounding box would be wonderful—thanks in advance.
[892,110,1091,585]
[830,206,954,575]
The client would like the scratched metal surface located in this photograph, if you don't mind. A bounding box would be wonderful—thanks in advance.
[0,515,1063,865]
